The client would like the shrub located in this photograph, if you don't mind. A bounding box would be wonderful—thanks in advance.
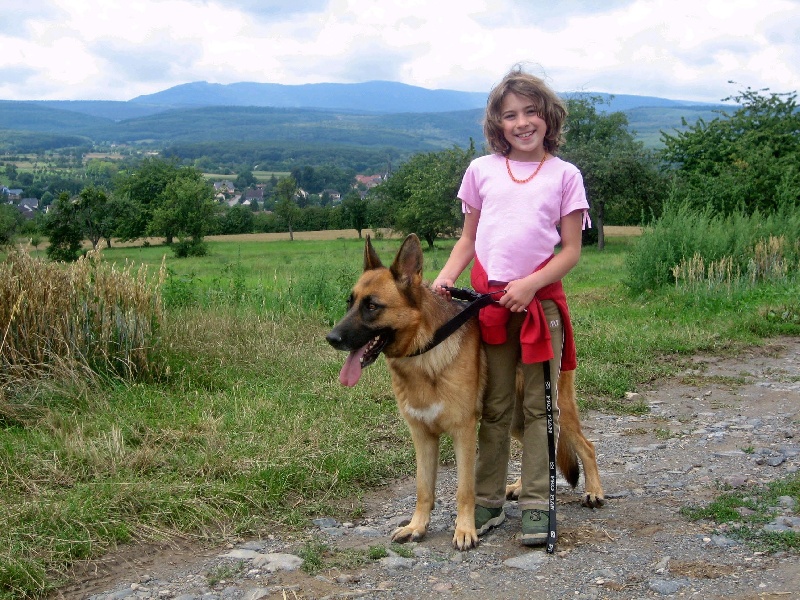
[172,238,208,258]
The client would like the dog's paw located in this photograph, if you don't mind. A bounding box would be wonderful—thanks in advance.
[505,478,522,500]
[582,492,605,508]
[452,528,479,551]
[391,525,426,544]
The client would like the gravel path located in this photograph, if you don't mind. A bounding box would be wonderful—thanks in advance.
[55,337,800,600]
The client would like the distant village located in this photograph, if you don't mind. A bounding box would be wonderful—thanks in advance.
[0,186,38,219]
[1,173,386,219]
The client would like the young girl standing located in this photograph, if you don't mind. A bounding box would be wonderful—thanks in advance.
[432,66,590,546]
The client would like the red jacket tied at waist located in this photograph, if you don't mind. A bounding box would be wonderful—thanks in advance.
[470,256,578,370]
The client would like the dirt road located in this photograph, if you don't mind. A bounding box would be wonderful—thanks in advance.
[57,337,799,600]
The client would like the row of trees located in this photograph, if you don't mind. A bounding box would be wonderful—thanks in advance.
[43,161,219,260]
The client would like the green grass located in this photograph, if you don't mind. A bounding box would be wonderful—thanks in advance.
[297,539,372,575]
[1,233,799,598]
[682,473,800,553]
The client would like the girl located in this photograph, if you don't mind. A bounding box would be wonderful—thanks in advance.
[432,66,590,546]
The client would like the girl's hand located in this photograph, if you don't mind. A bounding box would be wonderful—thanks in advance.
[498,277,539,312]
[431,277,454,299]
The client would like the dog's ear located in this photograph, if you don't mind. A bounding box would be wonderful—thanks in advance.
[363,235,383,271]
[390,234,423,286]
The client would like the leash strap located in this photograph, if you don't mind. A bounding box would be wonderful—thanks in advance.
[408,287,500,357]
[544,359,557,554]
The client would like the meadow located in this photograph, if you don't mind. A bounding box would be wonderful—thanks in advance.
[1,231,798,598]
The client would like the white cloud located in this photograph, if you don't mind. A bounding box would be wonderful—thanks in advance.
[0,0,797,102]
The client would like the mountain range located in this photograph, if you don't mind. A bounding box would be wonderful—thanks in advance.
[0,80,729,155]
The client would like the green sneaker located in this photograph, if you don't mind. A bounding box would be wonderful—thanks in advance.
[521,509,549,546]
[474,505,505,535]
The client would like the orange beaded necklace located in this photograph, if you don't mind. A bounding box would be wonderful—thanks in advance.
[506,153,548,184]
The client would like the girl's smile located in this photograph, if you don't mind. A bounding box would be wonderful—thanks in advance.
[500,92,548,162]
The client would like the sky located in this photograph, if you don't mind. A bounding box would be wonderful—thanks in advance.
[1,0,798,104]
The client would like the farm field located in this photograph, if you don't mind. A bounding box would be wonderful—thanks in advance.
[201,170,290,182]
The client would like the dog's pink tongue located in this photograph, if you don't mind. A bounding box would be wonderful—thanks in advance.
[339,345,368,387]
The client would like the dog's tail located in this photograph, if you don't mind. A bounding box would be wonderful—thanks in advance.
[511,369,585,488]
[556,370,581,488]
[557,431,581,488]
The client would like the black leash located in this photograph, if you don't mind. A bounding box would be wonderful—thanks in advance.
[408,287,503,357]
[543,359,557,554]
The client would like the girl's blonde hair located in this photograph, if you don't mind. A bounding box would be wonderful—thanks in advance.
[483,66,567,156]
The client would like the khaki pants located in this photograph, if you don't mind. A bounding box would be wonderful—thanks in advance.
[475,300,563,511]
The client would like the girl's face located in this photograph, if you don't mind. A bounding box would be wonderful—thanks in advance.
[500,92,548,162]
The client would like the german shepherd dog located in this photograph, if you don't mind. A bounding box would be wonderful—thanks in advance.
[326,234,604,550]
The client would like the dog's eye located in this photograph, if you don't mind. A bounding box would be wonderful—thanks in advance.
[346,294,354,308]
[362,298,382,312]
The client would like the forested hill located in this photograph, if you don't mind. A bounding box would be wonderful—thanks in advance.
[128,80,715,114]
[129,81,489,113]
[0,102,486,154]
[23,80,721,120]
[0,80,730,158]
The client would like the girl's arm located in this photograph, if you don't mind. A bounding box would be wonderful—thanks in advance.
[498,209,584,312]
[431,208,480,297]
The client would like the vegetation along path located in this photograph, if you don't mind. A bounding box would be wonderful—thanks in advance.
[57,337,799,600]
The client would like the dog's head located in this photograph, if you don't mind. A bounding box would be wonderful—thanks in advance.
[326,234,425,386]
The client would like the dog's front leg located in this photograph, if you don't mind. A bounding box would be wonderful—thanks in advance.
[391,424,438,544]
[450,423,479,549]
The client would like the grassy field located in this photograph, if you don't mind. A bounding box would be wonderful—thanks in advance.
[1,232,798,598]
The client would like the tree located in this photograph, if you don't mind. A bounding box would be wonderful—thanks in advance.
[85,160,118,187]
[114,157,183,241]
[560,96,667,249]
[374,142,475,249]
[290,164,356,195]
[234,167,257,190]
[340,190,369,238]
[0,204,21,247]
[75,186,114,250]
[4,163,18,182]
[45,192,84,262]
[150,173,217,250]
[40,191,54,209]
[220,204,255,234]
[660,87,800,215]
[274,176,301,241]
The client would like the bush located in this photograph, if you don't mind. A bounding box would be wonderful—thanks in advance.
[172,239,208,258]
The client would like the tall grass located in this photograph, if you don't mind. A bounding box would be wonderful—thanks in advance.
[671,235,794,292]
[625,200,800,294]
[0,249,166,385]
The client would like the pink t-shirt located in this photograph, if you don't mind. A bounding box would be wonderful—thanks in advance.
[458,153,590,283]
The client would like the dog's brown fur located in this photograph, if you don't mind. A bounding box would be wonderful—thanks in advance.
[326,234,603,550]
